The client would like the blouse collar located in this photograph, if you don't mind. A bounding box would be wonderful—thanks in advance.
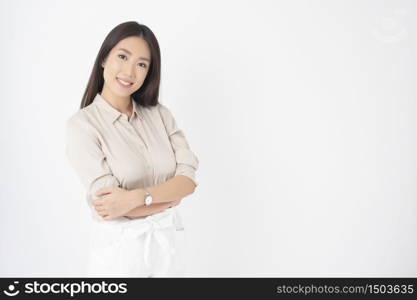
[93,93,144,123]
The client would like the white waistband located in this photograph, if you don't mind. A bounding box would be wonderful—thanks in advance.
[89,206,184,231]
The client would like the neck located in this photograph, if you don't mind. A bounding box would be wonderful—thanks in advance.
[100,86,132,115]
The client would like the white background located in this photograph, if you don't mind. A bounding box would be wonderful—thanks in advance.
[0,0,416,277]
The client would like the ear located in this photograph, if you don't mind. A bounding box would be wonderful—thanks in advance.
[101,58,106,68]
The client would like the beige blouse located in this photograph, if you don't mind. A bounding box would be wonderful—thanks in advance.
[65,93,199,221]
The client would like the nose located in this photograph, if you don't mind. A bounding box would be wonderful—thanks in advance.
[122,63,136,81]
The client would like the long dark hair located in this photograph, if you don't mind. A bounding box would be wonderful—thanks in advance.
[80,21,161,109]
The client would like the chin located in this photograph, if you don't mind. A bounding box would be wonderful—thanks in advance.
[108,90,126,99]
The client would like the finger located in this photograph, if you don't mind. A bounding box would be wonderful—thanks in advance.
[94,206,105,213]
[92,198,106,205]
[94,205,106,212]
[91,199,104,205]
[95,187,113,197]
[95,208,106,213]
[99,212,108,218]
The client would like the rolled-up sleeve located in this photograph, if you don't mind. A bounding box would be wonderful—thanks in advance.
[65,114,121,217]
[158,104,199,187]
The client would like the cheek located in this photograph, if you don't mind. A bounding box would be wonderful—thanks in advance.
[104,61,120,77]
[103,67,112,81]
[137,69,148,78]
[134,71,148,86]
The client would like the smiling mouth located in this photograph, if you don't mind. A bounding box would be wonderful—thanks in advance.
[116,77,133,86]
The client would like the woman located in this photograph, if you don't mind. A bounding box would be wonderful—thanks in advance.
[65,21,199,277]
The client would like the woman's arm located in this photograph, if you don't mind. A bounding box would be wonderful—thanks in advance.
[124,198,182,218]
[66,116,122,217]
[129,175,195,206]
[122,103,199,218]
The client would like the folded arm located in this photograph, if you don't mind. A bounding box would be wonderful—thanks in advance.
[66,115,179,219]
[66,103,199,220]
[123,104,200,217]
[124,198,182,218]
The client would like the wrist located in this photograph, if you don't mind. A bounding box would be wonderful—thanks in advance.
[129,189,146,207]
[143,187,154,206]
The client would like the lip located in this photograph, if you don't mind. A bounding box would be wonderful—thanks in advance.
[116,77,133,88]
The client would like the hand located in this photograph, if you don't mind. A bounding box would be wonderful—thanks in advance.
[169,198,182,208]
[92,187,140,220]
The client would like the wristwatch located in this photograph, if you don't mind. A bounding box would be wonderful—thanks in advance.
[143,187,153,206]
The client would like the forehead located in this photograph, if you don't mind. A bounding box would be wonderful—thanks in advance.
[113,36,151,58]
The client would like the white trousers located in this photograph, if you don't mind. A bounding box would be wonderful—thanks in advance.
[85,207,187,277]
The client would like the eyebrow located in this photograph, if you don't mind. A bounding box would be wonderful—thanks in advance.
[118,48,150,62]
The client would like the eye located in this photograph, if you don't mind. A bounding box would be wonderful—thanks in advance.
[118,54,147,68]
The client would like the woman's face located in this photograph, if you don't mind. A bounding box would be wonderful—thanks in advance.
[101,36,151,98]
